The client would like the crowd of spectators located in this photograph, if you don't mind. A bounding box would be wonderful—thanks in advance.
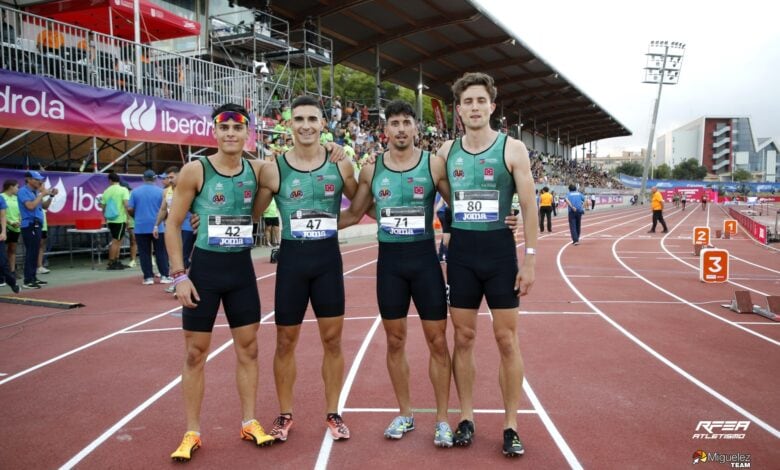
[257,99,622,190]
[530,151,624,189]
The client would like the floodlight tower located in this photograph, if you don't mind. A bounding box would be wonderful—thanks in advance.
[639,40,685,202]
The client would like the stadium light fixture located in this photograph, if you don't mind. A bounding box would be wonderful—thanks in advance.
[638,40,686,203]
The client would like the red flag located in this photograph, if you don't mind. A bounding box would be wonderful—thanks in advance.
[431,99,446,130]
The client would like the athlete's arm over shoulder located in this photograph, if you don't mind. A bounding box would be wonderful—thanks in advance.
[337,158,358,200]
[506,137,537,295]
[436,140,454,161]
[339,162,374,229]
[430,154,451,204]
[253,160,279,222]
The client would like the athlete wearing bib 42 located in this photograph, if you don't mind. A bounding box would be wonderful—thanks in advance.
[437,73,538,457]
[255,95,358,443]
[166,104,274,462]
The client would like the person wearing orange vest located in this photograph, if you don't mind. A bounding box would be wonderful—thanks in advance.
[648,186,668,233]
[538,186,553,232]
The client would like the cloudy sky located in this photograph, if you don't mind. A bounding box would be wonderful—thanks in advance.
[476,0,780,157]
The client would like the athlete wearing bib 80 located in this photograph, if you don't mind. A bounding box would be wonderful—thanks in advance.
[254,95,358,443]
[437,72,538,457]
[165,104,274,461]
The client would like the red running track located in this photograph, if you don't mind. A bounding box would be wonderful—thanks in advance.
[0,203,778,469]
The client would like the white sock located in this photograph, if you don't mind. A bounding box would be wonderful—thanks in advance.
[242,419,256,427]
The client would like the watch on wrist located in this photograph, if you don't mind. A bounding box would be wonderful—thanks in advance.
[525,247,536,255]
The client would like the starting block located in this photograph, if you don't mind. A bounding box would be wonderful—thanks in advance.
[694,244,703,256]
[754,296,780,321]
[721,291,780,321]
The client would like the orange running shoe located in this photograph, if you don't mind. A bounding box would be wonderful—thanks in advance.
[269,414,294,441]
[326,413,350,440]
[241,419,274,447]
[171,431,201,462]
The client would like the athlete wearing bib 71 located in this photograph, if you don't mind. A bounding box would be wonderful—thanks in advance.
[437,72,538,457]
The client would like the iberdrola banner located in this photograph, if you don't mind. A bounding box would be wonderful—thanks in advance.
[0,69,255,151]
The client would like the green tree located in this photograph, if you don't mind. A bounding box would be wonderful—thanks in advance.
[654,163,672,180]
[614,161,644,177]
[731,168,753,182]
[672,158,708,180]
[286,64,443,124]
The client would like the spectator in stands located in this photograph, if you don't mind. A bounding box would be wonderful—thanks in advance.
[36,23,64,55]
[330,95,342,127]
[2,10,16,44]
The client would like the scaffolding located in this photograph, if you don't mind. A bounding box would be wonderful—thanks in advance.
[207,7,334,152]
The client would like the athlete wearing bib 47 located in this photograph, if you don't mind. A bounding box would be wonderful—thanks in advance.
[437,73,538,457]
[254,95,358,443]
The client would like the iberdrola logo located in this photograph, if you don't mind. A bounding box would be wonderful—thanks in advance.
[120,99,157,136]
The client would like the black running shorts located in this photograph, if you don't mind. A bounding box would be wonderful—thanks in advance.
[447,227,519,310]
[274,237,345,326]
[6,230,19,243]
[377,239,447,321]
[107,222,126,241]
[182,247,260,332]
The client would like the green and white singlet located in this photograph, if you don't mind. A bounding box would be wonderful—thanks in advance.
[192,157,257,252]
[372,151,436,243]
[447,132,515,231]
[275,153,343,241]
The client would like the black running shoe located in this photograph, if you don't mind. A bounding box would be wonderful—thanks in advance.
[453,419,474,447]
[502,428,525,457]
[33,278,48,285]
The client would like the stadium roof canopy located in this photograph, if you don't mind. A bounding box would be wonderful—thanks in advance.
[258,0,631,144]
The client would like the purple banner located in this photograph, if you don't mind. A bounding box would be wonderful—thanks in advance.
[0,69,255,151]
[0,168,149,227]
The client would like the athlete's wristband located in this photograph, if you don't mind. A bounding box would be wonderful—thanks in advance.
[173,274,189,287]
[524,248,536,255]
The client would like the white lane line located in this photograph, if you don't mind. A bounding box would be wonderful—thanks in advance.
[735,322,780,325]
[573,300,730,305]
[0,373,7,377]
[486,308,583,470]
[0,270,280,387]
[57,314,266,470]
[523,379,583,470]
[60,256,380,468]
[315,315,382,470]
[342,407,539,414]
[2,247,379,386]
[0,308,178,386]
[122,324,230,334]
[618,224,779,346]
[659,212,771,297]
[558,229,780,439]
[568,275,638,279]
[520,311,597,315]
